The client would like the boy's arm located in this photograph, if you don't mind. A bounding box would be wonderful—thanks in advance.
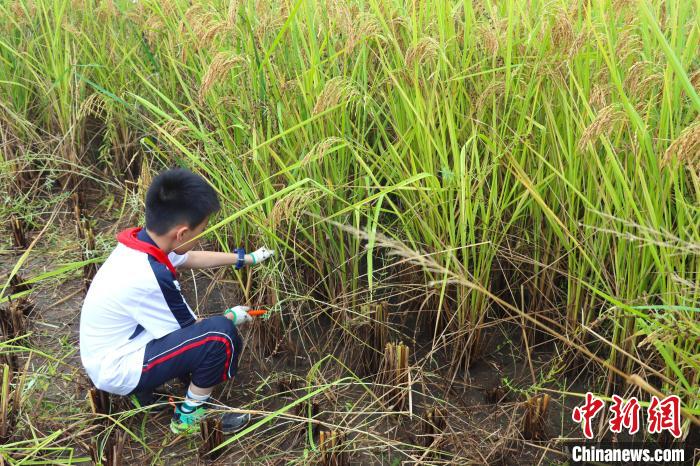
[180,250,244,269]
[180,248,274,270]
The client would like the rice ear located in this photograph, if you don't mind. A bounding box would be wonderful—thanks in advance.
[588,84,609,110]
[689,69,700,93]
[313,78,360,115]
[551,9,574,51]
[577,105,628,150]
[227,0,241,27]
[343,12,382,52]
[78,93,107,121]
[160,119,190,138]
[143,15,165,42]
[179,5,228,58]
[301,137,347,166]
[477,19,505,55]
[269,189,322,228]
[475,81,506,113]
[404,37,440,69]
[199,52,249,102]
[663,121,700,170]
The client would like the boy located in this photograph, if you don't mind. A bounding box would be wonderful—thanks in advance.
[79,168,274,434]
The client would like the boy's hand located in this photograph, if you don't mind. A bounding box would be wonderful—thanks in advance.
[224,306,252,325]
[248,247,275,265]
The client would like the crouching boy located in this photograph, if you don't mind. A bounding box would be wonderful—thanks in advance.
[79,168,274,434]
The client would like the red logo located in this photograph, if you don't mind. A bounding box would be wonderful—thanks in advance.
[572,392,605,439]
[647,395,682,438]
[573,393,683,439]
[609,395,641,435]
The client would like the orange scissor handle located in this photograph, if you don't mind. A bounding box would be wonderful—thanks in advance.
[247,309,267,317]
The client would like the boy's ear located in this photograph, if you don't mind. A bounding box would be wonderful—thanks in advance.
[173,225,190,242]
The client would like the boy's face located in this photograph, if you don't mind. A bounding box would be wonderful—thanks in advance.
[172,217,208,254]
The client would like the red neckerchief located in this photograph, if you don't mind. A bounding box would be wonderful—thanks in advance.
[116,227,178,279]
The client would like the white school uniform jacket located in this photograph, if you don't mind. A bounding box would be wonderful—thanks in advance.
[79,229,196,395]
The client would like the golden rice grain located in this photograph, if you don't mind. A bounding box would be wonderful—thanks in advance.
[181,4,204,26]
[158,0,177,17]
[138,157,152,204]
[612,0,636,8]
[227,0,241,27]
[269,188,322,228]
[199,21,228,47]
[477,20,503,56]
[11,0,35,21]
[179,5,228,57]
[405,37,440,69]
[616,27,643,63]
[551,10,574,51]
[633,73,663,100]
[567,28,591,60]
[663,121,700,170]
[325,0,357,30]
[143,15,165,43]
[252,0,289,41]
[313,77,360,115]
[625,61,653,81]
[347,12,382,52]
[96,0,117,21]
[690,69,700,93]
[301,137,347,166]
[577,105,628,150]
[199,52,249,101]
[475,81,506,113]
[624,61,663,100]
[322,2,382,52]
[78,93,107,121]
[61,19,81,36]
[125,2,146,25]
[388,12,410,35]
[160,120,190,138]
[588,84,609,110]
[279,79,296,94]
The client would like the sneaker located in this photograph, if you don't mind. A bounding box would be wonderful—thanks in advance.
[220,411,251,433]
[170,405,251,435]
[129,391,170,411]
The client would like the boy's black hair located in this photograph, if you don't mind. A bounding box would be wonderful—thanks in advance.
[145,168,220,235]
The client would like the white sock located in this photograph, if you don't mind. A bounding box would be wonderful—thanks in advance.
[181,389,210,413]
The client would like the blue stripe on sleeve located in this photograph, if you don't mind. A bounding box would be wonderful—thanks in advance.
[147,255,196,328]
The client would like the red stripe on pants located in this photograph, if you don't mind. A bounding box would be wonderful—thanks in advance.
[142,335,232,381]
